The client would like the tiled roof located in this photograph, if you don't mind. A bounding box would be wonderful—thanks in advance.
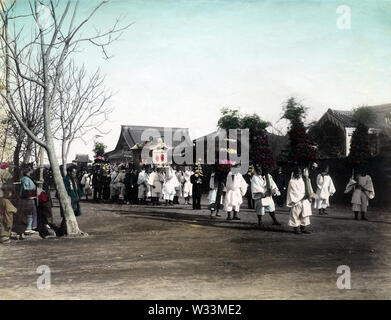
[108,125,192,155]
[319,104,391,129]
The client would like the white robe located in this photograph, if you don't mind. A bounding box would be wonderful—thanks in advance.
[163,167,180,200]
[224,172,248,212]
[251,174,280,206]
[175,171,184,197]
[148,171,162,197]
[287,177,312,227]
[137,170,148,199]
[314,174,336,209]
[344,175,375,212]
[183,170,193,197]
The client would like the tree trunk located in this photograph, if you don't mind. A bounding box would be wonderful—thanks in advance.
[46,143,83,236]
[23,136,33,165]
[13,135,23,182]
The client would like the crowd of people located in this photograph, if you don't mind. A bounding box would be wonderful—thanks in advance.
[0,160,375,244]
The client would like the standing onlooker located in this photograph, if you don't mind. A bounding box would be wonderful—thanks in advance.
[0,188,18,244]
[92,167,103,202]
[20,164,38,235]
[64,167,84,217]
[37,190,56,239]
[114,166,127,203]
[314,166,336,215]
[80,170,92,201]
[344,168,375,221]
[137,165,148,204]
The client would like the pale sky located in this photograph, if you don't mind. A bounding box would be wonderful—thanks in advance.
[10,0,391,163]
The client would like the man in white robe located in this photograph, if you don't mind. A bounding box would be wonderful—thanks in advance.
[344,168,375,221]
[174,166,184,204]
[110,167,119,201]
[183,167,193,205]
[137,166,148,204]
[314,167,336,214]
[148,167,163,206]
[251,166,281,226]
[286,167,312,234]
[224,167,248,221]
[163,166,180,205]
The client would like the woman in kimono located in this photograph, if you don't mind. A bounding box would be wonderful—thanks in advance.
[314,167,336,215]
[64,167,84,217]
[19,164,38,235]
[183,167,193,205]
[344,168,375,221]
[286,167,312,234]
[224,166,248,221]
[251,165,281,227]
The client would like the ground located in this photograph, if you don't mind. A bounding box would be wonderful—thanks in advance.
[1,197,390,300]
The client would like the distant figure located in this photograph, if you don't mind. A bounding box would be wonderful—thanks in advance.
[163,166,180,206]
[344,168,375,221]
[137,166,148,204]
[182,167,193,205]
[80,170,92,201]
[314,166,336,215]
[148,166,163,206]
[190,169,203,210]
[274,167,287,207]
[208,168,223,218]
[92,167,103,202]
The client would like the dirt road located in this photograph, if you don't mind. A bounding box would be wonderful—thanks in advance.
[1,199,390,299]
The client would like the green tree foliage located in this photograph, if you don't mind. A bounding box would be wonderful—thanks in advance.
[348,107,373,167]
[353,106,376,127]
[216,108,273,169]
[241,114,269,133]
[93,142,106,158]
[217,108,241,130]
[281,97,317,166]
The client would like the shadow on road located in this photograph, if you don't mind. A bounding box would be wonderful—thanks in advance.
[100,208,293,234]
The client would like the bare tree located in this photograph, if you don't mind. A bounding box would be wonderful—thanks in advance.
[0,0,128,235]
[54,61,112,176]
